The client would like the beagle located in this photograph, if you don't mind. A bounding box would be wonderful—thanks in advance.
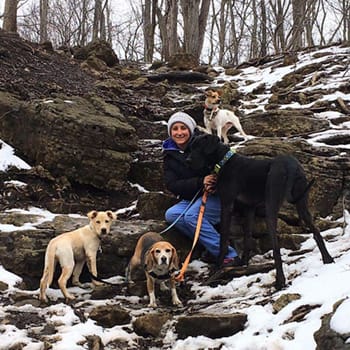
[39,210,116,303]
[204,89,248,143]
[126,231,182,307]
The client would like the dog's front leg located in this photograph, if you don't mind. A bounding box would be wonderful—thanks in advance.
[217,126,223,142]
[170,278,182,306]
[86,254,103,286]
[147,276,157,307]
[241,207,256,266]
[219,201,234,266]
[204,118,213,135]
[72,260,86,288]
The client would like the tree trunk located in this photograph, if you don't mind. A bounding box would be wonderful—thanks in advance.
[167,0,178,58]
[142,0,157,63]
[40,0,49,43]
[79,0,89,46]
[218,0,228,65]
[93,0,102,40]
[3,0,18,32]
[260,0,267,57]
[290,0,305,50]
[270,0,287,53]
[250,0,258,59]
[180,0,210,61]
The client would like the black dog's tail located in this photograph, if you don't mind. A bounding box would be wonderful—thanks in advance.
[290,178,315,204]
[88,271,120,286]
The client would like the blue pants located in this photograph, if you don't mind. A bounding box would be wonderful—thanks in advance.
[165,194,238,260]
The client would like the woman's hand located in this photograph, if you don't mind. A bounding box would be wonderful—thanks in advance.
[203,174,217,193]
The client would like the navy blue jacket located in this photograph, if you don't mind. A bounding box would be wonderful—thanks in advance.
[162,131,210,200]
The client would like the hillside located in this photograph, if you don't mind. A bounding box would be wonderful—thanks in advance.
[0,32,350,350]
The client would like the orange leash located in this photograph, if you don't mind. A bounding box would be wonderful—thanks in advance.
[175,191,208,282]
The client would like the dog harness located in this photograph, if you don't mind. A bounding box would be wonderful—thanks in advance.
[148,268,177,280]
[204,105,219,121]
[214,147,236,174]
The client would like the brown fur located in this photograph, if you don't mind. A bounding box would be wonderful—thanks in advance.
[127,232,182,307]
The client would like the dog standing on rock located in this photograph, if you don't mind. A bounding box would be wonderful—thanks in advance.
[204,89,248,143]
[39,210,116,303]
[126,232,182,308]
[187,134,334,290]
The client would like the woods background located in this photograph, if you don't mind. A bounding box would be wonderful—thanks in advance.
[1,0,349,65]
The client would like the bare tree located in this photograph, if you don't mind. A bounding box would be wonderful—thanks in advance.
[157,0,179,61]
[74,0,90,46]
[343,0,350,42]
[40,0,49,43]
[289,0,306,50]
[250,0,259,58]
[11,0,350,65]
[217,0,229,65]
[142,0,157,62]
[180,0,210,61]
[3,0,18,32]
[269,0,289,53]
[260,0,267,56]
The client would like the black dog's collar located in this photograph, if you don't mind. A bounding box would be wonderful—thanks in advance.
[147,268,177,280]
[214,147,236,174]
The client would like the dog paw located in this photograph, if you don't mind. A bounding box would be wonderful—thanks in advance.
[72,281,85,288]
[39,296,48,304]
[65,294,76,302]
[173,299,183,307]
[92,281,104,287]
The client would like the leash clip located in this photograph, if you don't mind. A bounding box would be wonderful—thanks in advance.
[214,163,221,174]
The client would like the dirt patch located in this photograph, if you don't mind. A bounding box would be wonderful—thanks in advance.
[0,30,96,100]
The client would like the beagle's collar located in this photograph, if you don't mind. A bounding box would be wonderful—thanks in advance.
[147,268,177,280]
[214,147,236,174]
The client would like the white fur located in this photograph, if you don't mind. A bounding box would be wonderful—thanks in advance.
[204,89,247,143]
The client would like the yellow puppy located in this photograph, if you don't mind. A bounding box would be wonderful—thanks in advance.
[39,210,116,302]
[127,231,182,307]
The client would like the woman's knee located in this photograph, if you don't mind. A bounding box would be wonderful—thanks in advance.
[165,207,180,223]
[183,211,198,226]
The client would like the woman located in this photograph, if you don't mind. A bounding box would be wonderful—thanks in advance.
[162,111,241,267]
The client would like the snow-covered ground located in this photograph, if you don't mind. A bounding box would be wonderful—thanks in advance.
[0,45,349,349]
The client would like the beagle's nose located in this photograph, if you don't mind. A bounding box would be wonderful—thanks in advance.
[101,228,107,235]
[161,256,167,264]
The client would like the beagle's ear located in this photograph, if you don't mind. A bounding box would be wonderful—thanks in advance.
[217,89,223,96]
[169,247,179,270]
[106,210,117,220]
[87,211,98,220]
[144,248,157,271]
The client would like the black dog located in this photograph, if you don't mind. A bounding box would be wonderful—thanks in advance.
[188,134,333,290]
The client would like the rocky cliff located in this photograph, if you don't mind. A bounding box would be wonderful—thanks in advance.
[0,30,350,349]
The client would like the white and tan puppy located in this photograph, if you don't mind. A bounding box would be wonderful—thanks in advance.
[127,232,182,308]
[39,210,116,303]
[204,89,247,143]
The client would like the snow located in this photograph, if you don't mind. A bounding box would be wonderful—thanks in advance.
[0,45,350,349]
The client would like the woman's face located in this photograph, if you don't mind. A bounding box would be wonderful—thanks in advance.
[170,122,191,149]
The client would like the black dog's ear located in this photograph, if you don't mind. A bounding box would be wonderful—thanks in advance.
[201,134,221,154]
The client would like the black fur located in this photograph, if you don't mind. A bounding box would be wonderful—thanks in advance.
[188,134,334,290]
